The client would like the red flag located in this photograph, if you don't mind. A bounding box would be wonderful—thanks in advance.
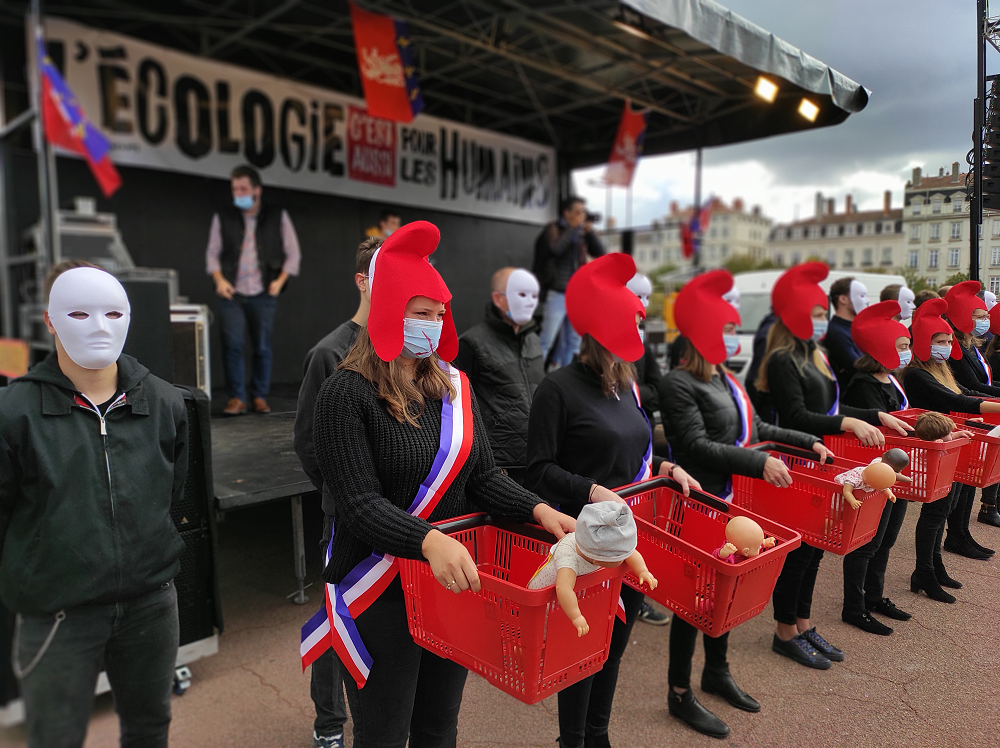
[681,202,714,259]
[603,102,647,187]
[350,3,424,123]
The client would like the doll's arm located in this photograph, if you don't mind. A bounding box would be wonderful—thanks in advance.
[884,488,896,503]
[718,542,739,559]
[625,550,658,590]
[843,484,862,510]
[556,567,589,637]
[895,472,913,485]
[762,536,776,550]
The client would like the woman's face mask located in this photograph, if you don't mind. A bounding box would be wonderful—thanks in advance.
[897,349,912,367]
[811,319,829,342]
[502,269,540,326]
[723,334,740,358]
[930,344,952,363]
[973,317,990,336]
[401,318,443,359]
[48,268,131,370]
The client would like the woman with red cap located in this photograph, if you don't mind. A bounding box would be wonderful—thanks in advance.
[840,301,916,635]
[981,302,1000,526]
[754,263,909,670]
[312,222,575,748]
[659,270,831,738]
[940,281,999,558]
[526,253,699,748]
[901,298,1000,603]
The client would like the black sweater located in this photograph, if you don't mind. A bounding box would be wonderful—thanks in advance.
[949,342,1000,397]
[900,367,983,414]
[314,369,544,584]
[842,372,906,412]
[526,361,663,518]
[633,342,662,420]
[764,341,880,435]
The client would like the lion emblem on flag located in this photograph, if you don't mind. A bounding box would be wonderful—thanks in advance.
[360,47,406,88]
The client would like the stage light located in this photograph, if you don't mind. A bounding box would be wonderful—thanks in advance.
[754,76,778,103]
[798,98,819,122]
[612,19,652,41]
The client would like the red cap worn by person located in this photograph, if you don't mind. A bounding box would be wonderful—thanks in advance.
[943,280,985,358]
[674,269,740,365]
[990,299,1000,336]
[910,298,957,362]
[366,220,459,362]
[771,262,829,340]
[565,253,646,362]
[851,300,910,369]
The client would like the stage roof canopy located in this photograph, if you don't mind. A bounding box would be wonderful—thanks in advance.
[1,0,870,169]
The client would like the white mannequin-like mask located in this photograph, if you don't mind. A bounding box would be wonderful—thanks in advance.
[503,268,540,326]
[849,279,869,315]
[626,273,653,309]
[48,267,131,370]
[897,286,916,320]
[722,284,741,312]
[984,290,997,311]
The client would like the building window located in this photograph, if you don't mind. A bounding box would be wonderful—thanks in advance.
[845,224,856,236]
[953,200,963,212]
[808,226,820,239]
[843,249,854,267]
[909,249,919,268]
[910,224,921,240]
[791,252,802,265]
[722,227,730,238]
[928,249,939,268]
[882,247,893,265]
[993,220,1000,237]
[932,200,942,214]
[884,222,894,233]
[930,223,941,240]
[862,248,873,266]
[650,249,660,262]
[951,222,962,239]
[792,227,803,239]
[638,249,647,263]
[826,249,836,266]
[992,276,1000,294]
[913,202,921,215]
[864,222,874,235]
[993,247,1000,266]
[775,252,784,266]
[949,248,960,267]
[721,245,729,258]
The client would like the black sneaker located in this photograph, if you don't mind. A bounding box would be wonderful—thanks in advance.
[867,597,912,621]
[800,627,844,661]
[636,600,669,626]
[842,611,893,636]
[771,634,831,670]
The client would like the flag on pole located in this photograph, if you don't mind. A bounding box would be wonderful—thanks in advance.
[350,3,424,123]
[603,102,647,187]
[681,201,714,259]
[37,35,121,198]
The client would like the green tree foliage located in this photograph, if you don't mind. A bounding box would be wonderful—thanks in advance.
[942,271,971,287]
[722,255,783,275]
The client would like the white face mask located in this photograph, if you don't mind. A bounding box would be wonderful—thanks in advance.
[401,318,443,359]
[850,280,869,315]
[722,285,741,312]
[897,349,912,367]
[625,273,653,309]
[984,290,997,311]
[897,287,916,320]
[48,268,131,370]
[930,344,952,363]
[503,268,540,326]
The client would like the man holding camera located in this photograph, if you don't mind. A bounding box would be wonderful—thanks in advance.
[532,196,606,367]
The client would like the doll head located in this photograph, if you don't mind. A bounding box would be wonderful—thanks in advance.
[881,448,910,474]
[914,412,955,441]
[863,462,897,491]
[724,516,766,558]
[575,501,638,565]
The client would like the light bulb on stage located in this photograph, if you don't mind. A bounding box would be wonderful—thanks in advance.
[754,76,778,103]
[798,98,819,122]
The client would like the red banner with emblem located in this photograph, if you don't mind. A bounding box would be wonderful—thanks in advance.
[350,3,424,123]
[603,102,647,187]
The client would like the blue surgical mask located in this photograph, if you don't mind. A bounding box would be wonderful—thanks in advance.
[401,318,443,359]
[930,344,952,363]
[638,327,645,345]
[974,318,990,336]
[897,349,912,368]
[723,334,740,358]
[811,319,828,342]
[234,194,255,211]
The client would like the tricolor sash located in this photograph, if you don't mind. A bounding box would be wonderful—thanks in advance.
[818,351,840,416]
[629,382,653,483]
[975,347,993,386]
[721,372,754,501]
[300,363,475,687]
[888,373,909,411]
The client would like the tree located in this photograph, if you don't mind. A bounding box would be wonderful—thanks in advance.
[898,266,932,293]
[942,271,971,287]
[722,255,783,275]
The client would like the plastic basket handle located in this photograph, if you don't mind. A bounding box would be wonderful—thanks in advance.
[613,476,732,514]
[428,513,557,543]
[749,442,834,464]
[960,419,995,432]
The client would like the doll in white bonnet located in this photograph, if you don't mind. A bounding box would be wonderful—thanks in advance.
[528,501,657,636]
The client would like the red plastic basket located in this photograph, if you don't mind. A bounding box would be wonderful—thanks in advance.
[398,514,624,705]
[893,408,1000,488]
[822,429,967,503]
[730,443,889,554]
[613,477,801,636]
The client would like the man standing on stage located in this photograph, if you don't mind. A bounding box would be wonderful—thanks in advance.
[205,165,301,415]
[454,267,545,486]
[293,237,380,748]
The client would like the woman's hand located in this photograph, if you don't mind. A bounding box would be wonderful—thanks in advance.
[842,417,885,447]
[878,411,910,437]
[590,484,626,505]
[421,529,481,594]
[812,441,834,463]
[533,503,576,540]
[762,456,793,488]
[658,462,702,496]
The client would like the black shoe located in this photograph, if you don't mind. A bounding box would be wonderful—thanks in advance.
[800,627,845,661]
[933,559,963,589]
[942,536,991,560]
[701,667,761,712]
[910,570,956,604]
[842,611,893,636]
[966,533,995,556]
[636,600,670,626]
[979,504,1000,527]
[667,689,730,739]
[867,597,912,621]
[583,733,612,748]
[771,634,831,670]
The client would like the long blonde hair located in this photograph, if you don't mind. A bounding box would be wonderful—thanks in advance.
[339,328,456,427]
[578,334,637,397]
[754,319,834,393]
[680,340,725,383]
[903,356,962,394]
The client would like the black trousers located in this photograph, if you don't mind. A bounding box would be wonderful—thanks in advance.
[557,585,645,748]
[842,498,909,617]
[342,578,468,748]
[915,482,966,573]
[946,481,977,543]
[771,543,824,625]
[982,483,999,507]
[667,617,730,690]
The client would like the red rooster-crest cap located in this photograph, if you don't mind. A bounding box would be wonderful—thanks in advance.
[674,270,740,365]
[943,280,986,334]
[911,298,957,362]
[367,221,458,362]
[771,263,829,340]
[565,254,645,362]
[851,300,910,369]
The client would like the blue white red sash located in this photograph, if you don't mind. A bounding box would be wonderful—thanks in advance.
[721,372,754,501]
[630,382,653,483]
[300,363,475,687]
[975,347,993,386]
[888,373,909,411]
[818,351,840,416]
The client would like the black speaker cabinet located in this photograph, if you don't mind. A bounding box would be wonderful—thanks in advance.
[117,277,174,383]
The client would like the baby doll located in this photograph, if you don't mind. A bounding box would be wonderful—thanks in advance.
[834,449,909,510]
[527,501,657,637]
[715,515,776,563]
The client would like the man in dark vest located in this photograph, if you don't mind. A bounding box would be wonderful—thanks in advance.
[454,267,545,485]
[205,165,301,415]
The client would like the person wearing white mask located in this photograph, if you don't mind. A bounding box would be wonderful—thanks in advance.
[455,267,545,486]
[877,284,916,323]
[824,276,868,391]
[0,261,188,747]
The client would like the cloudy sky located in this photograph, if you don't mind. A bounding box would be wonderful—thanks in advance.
[573,0,981,227]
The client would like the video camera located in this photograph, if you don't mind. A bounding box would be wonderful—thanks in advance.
[585,211,602,224]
